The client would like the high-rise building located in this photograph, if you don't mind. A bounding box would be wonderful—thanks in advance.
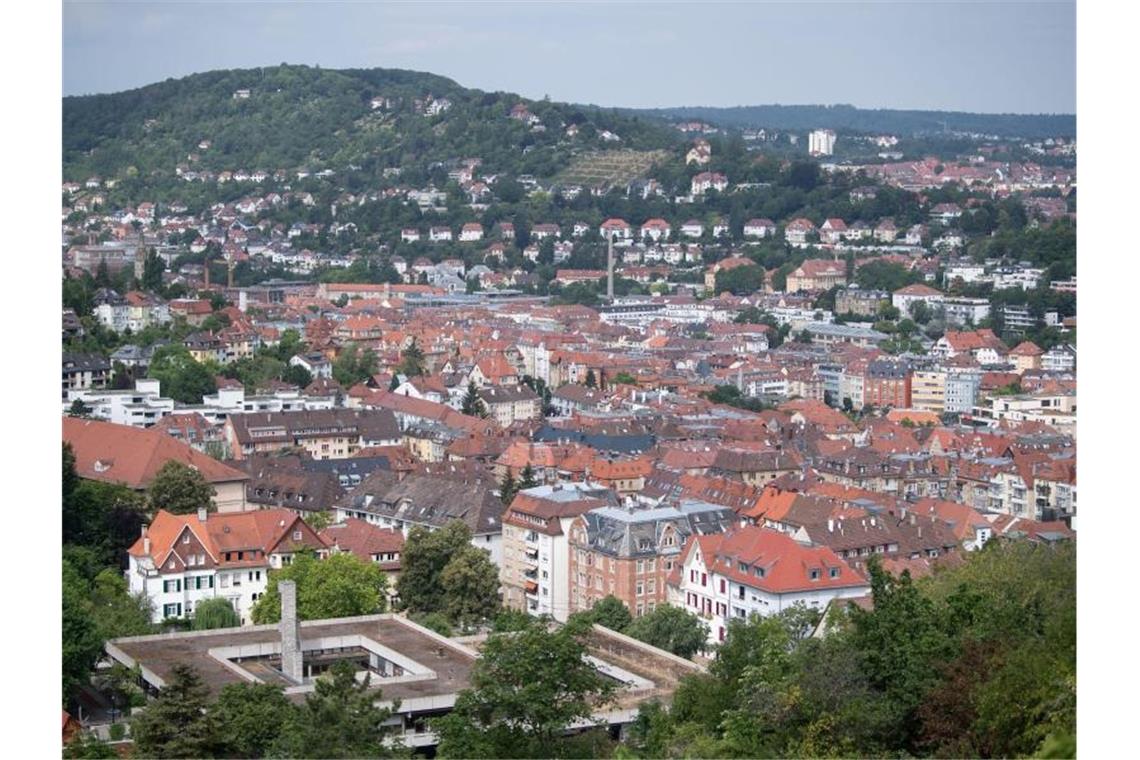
[809,129,837,156]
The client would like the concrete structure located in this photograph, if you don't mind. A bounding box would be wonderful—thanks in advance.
[64,378,175,427]
[808,129,837,157]
[279,580,303,682]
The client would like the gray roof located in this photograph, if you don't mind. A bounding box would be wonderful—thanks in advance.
[337,469,504,535]
[578,498,736,559]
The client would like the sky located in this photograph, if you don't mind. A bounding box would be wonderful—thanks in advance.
[62,1,1075,114]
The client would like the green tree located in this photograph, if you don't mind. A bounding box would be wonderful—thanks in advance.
[68,398,93,418]
[191,597,241,630]
[281,363,313,388]
[212,682,293,758]
[147,460,216,515]
[63,732,119,759]
[612,371,638,385]
[584,369,597,388]
[586,595,633,632]
[147,344,217,403]
[62,561,103,705]
[518,463,539,490]
[88,567,153,642]
[714,263,765,295]
[440,546,502,630]
[130,664,220,758]
[270,660,397,759]
[461,380,487,417]
[396,337,426,377]
[397,522,473,615]
[332,343,379,387]
[626,604,708,659]
[252,552,388,624]
[434,619,616,758]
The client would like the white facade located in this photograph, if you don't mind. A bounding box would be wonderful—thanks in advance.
[65,378,175,427]
[676,538,869,646]
[808,129,837,156]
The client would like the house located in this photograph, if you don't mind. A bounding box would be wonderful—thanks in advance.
[672,526,869,646]
[334,468,505,563]
[225,409,401,460]
[819,218,848,244]
[477,385,542,427]
[681,220,704,238]
[932,329,1008,365]
[639,218,671,242]
[686,139,712,165]
[62,353,111,399]
[785,259,846,292]
[127,507,327,624]
[600,218,633,240]
[459,223,484,242]
[1009,341,1044,373]
[65,378,175,428]
[691,172,728,196]
[63,417,250,511]
[429,226,453,242]
[319,518,404,599]
[401,228,421,243]
[892,283,944,315]
[930,203,963,223]
[743,218,777,239]
[784,218,817,246]
[531,223,561,240]
[289,352,333,380]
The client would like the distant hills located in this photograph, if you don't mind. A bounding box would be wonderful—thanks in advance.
[62,65,1075,186]
[625,104,1075,139]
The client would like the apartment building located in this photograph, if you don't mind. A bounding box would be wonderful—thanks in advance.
[500,483,619,622]
[225,408,401,460]
[568,498,737,618]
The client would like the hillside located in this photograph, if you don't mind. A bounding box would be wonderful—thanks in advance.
[625,103,1075,139]
[62,65,679,184]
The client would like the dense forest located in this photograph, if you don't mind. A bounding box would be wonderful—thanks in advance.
[626,104,1076,139]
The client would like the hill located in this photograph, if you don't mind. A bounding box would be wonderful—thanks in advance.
[625,103,1075,139]
[62,65,679,185]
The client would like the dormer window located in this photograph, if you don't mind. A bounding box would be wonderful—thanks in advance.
[754,567,765,578]
[829,567,840,579]
[809,569,821,581]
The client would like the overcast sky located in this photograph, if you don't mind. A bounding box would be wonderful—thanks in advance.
[63,1,1075,114]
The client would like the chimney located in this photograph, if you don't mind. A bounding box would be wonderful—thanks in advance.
[606,233,615,302]
[827,518,834,532]
[279,580,303,683]
[197,507,209,522]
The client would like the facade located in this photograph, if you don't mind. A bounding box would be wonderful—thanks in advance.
[64,378,175,427]
[808,129,837,156]
[500,483,619,622]
[567,499,737,617]
[225,409,402,460]
[673,526,869,646]
[62,353,111,399]
[127,507,327,624]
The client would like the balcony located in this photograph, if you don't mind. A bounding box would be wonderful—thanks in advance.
[524,580,539,596]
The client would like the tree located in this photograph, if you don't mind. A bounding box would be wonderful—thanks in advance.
[612,371,638,385]
[141,249,166,292]
[88,567,153,642]
[147,460,216,515]
[714,263,765,295]
[434,619,616,758]
[518,463,539,490]
[397,522,473,615]
[68,398,93,418]
[461,380,487,417]
[584,369,597,388]
[212,682,293,758]
[147,344,217,403]
[587,595,632,632]
[131,664,220,758]
[252,552,388,624]
[191,597,241,630]
[64,732,119,759]
[795,328,813,344]
[271,660,397,758]
[626,604,708,659]
[332,343,379,387]
[63,561,103,705]
[281,363,313,388]
[396,337,426,377]
[499,471,519,506]
[440,546,502,630]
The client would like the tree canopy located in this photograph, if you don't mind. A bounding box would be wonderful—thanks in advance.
[251,551,388,624]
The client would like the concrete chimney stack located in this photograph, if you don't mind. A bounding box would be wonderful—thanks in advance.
[279,580,303,683]
[606,233,615,302]
[197,507,209,523]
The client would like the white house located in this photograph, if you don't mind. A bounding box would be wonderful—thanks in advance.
[65,378,175,428]
[127,508,327,625]
[671,525,869,646]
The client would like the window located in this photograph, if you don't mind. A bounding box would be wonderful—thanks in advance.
[636,582,644,596]
[829,567,840,578]
[754,566,765,578]
[163,603,182,618]
[293,530,302,541]
[809,569,821,581]
[183,535,190,544]
[719,578,726,593]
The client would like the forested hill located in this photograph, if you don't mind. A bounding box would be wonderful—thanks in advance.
[62,65,679,183]
[626,104,1075,139]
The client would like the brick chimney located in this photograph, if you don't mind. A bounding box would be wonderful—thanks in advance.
[279,580,303,683]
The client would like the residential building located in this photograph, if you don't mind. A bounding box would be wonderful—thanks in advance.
[225,409,402,460]
[808,129,837,156]
[567,499,737,617]
[673,526,868,646]
[501,483,619,621]
[127,507,327,624]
